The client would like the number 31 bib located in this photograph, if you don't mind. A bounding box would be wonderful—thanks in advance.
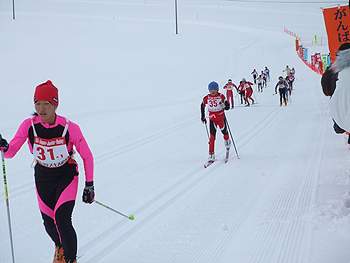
[31,119,70,168]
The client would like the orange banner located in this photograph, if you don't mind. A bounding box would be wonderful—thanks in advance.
[323,5,350,63]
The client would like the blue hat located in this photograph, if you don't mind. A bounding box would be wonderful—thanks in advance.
[208,81,219,91]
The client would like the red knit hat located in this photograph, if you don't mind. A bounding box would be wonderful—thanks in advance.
[34,80,59,106]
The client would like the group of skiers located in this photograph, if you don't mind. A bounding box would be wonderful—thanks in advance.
[201,65,297,162]
[222,78,256,108]
[274,65,296,106]
[251,66,270,92]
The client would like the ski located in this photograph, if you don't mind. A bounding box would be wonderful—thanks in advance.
[236,103,259,107]
[204,159,216,168]
[225,149,230,163]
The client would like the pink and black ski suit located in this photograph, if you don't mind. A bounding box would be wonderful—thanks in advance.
[4,114,94,260]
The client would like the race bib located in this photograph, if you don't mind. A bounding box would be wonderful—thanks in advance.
[33,136,69,168]
[226,84,234,91]
[208,97,223,112]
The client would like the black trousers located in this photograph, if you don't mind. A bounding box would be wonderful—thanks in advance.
[279,88,286,104]
[35,162,78,261]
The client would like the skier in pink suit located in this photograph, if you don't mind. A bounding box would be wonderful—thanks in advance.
[0,80,94,263]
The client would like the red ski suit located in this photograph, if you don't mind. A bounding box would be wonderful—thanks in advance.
[201,92,229,153]
[238,81,254,105]
[223,82,237,107]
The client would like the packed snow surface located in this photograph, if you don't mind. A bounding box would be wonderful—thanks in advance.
[1,0,350,262]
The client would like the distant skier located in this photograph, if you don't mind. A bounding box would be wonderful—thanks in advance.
[264,66,270,82]
[275,76,288,106]
[251,69,258,84]
[238,78,255,106]
[201,81,231,162]
[237,81,246,105]
[286,74,295,93]
[257,74,263,92]
[290,67,295,77]
[261,71,267,88]
[223,79,237,109]
[285,76,290,102]
[283,65,291,76]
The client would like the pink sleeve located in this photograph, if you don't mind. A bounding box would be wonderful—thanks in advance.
[4,118,32,159]
[68,121,94,183]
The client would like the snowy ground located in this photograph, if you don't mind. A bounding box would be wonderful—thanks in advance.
[1,0,350,262]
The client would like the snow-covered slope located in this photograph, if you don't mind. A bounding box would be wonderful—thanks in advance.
[1,1,350,262]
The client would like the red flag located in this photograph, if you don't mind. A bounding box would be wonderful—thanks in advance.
[323,5,350,63]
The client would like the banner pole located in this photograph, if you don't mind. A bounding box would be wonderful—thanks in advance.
[12,0,15,19]
[175,0,178,34]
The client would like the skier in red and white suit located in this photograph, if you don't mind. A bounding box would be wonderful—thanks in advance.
[238,78,255,106]
[201,81,231,161]
[223,79,237,109]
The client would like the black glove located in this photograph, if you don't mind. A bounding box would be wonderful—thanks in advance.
[0,138,9,152]
[333,120,346,134]
[201,117,207,124]
[224,101,230,110]
[82,181,95,204]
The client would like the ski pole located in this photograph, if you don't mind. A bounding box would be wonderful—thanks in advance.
[204,121,210,141]
[94,200,134,220]
[223,115,240,159]
[288,91,292,104]
[0,135,15,263]
[252,93,259,105]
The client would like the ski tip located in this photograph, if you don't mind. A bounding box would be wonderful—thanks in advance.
[204,161,215,168]
[129,215,135,220]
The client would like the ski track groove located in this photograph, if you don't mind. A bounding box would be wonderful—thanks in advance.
[82,156,233,261]
[229,105,286,153]
[207,107,288,263]
[80,103,288,262]
[207,101,325,263]
[248,160,309,262]
[94,116,198,163]
[237,109,325,263]
[207,178,273,263]
[80,102,290,262]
